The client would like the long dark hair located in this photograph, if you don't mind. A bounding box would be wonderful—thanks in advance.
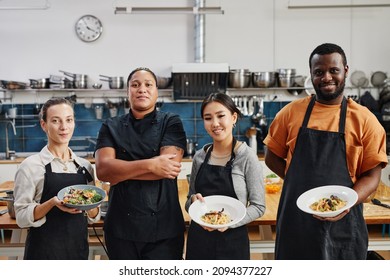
[39,97,74,122]
[200,92,243,119]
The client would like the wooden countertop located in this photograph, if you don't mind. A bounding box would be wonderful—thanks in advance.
[0,157,96,164]
[0,153,264,164]
[1,180,390,229]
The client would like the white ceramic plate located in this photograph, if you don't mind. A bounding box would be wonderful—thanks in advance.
[296,185,358,218]
[188,195,246,229]
[57,185,106,211]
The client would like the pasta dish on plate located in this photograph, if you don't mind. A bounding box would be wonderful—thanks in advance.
[201,208,231,225]
[310,195,347,212]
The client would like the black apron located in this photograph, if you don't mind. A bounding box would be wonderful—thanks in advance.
[186,138,250,260]
[275,96,367,260]
[24,161,93,260]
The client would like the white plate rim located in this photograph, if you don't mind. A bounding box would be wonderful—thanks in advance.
[188,195,246,229]
[296,185,358,218]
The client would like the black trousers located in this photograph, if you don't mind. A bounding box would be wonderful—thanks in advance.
[105,232,184,260]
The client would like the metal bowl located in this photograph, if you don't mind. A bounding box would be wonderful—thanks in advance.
[92,83,103,89]
[252,72,276,88]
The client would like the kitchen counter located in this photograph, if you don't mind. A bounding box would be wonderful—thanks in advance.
[0,153,266,164]
[0,156,96,164]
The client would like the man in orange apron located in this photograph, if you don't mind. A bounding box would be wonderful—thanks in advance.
[264,43,388,259]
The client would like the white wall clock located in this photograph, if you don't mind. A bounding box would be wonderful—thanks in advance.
[75,15,103,42]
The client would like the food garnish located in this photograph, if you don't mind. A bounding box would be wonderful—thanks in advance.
[62,188,103,205]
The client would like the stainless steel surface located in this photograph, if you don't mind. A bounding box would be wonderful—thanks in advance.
[277,68,296,76]
[92,83,102,89]
[99,75,124,89]
[5,120,16,160]
[73,74,88,89]
[252,72,276,88]
[60,70,88,89]
[278,75,294,87]
[186,139,197,156]
[194,0,205,63]
[228,69,251,88]
[29,78,50,89]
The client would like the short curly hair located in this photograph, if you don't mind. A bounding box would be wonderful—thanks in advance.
[309,43,348,70]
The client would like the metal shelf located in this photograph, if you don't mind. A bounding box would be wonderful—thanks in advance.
[0,88,174,99]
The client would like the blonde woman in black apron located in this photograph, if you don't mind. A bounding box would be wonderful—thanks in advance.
[264,43,388,259]
[185,93,265,260]
[14,97,99,260]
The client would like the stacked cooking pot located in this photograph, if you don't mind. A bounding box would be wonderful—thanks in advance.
[99,75,124,89]
[276,68,296,88]
[60,70,88,89]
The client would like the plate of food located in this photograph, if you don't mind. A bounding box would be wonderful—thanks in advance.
[57,185,106,211]
[264,173,281,184]
[296,185,358,218]
[188,195,246,229]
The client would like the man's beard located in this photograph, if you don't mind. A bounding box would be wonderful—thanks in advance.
[314,78,346,101]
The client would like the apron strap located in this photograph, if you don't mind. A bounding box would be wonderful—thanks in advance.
[301,95,316,128]
[204,137,237,170]
[339,97,347,134]
[45,163,52,173]
[44,161,93,183]
[225,137,237,170]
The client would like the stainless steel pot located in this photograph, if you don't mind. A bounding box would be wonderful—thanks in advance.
[186,139,197,157]
[99,75,124,89]
[228,69,251,88]
[60,70,88,89]
[29,78,50,89]
[74,74,88,89]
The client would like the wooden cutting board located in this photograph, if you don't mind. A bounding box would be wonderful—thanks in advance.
[363,203,390,217]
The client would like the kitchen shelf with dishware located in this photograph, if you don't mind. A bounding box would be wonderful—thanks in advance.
[1,67,387,104]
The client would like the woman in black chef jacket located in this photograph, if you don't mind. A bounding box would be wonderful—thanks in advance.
[13,97,100,260]
[185,93,265,260]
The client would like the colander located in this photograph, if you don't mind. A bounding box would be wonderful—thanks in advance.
[350,70,369,87]
[371,71,387,87]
